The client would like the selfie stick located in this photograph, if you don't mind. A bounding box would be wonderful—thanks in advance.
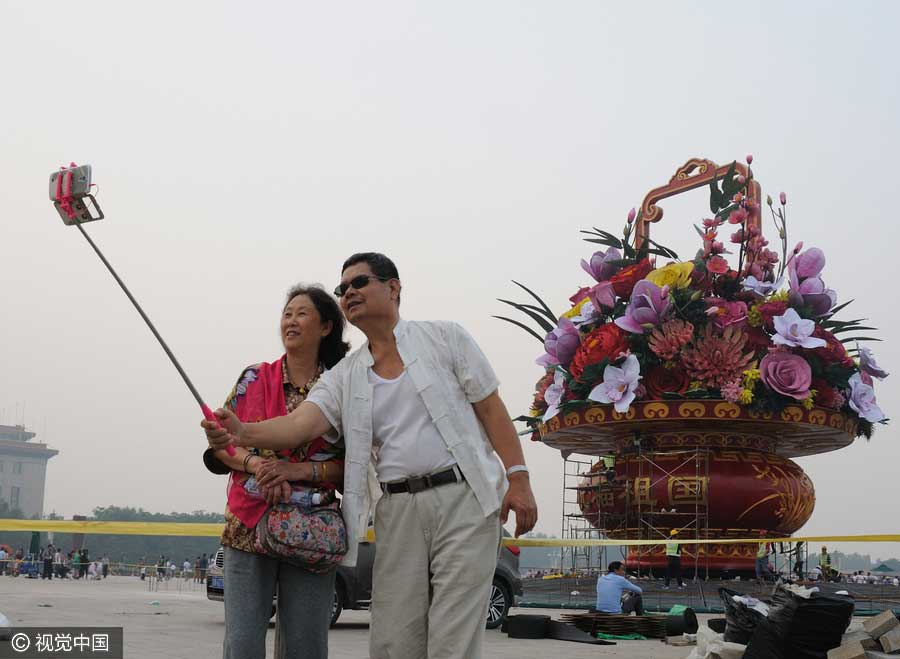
[51,163,236,455]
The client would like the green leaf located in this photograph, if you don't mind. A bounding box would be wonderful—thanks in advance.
[824,299,855,318]
[830,325,877,335]
[709,179,722,214]
[583,238,625,249]
[497,299,556,333]
[644,237,679,259]
[492,316,546,344]
[838,336,882,343]
[511,280,557,321]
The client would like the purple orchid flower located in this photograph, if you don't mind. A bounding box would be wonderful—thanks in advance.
[847,373,885,422]
[742,275,784,297]
[859,346,889,379]
[772,308,827,349]
[614,280,672,334]
[542,370,567,421]
[581,247,622,283]
[588,354,641,413]
[536,317,581,368]
[788,247,836,317]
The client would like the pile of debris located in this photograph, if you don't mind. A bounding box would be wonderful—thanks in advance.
[828,610,900,658]
[689,584,859,658]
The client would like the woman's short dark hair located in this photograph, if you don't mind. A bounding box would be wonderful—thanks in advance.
[607,561,624,573]
[284,284,350,368]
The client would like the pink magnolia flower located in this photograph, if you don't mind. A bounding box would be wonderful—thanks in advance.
[537,317,581,368]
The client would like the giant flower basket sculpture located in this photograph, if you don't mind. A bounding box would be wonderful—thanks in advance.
[500,157,888,573]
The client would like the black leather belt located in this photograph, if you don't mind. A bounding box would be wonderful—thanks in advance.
[381,466,465,494]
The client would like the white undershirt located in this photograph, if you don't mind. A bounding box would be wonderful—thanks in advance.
[369,368,456,483]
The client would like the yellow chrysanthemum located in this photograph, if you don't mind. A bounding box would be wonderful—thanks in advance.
[747,304,763,327]
[645,262,694,290]
[802,391,817,410]
[742,367,761,389]
[769,290,789,303]
[738,389,754,404]
[561,297,590,319]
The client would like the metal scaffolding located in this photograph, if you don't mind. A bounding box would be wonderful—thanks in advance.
[627,444,711,581]
[560,444,711,580]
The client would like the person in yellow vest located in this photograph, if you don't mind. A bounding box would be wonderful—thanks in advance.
[755,530,773,581]
[818,545,833,581]
[663,529,685,589]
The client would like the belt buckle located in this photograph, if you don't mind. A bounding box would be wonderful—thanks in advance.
[407,474,432,494]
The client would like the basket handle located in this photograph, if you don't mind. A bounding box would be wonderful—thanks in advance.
[635,158,761,250]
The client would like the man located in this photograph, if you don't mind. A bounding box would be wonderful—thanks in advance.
[793,541,804,580]
[755,531,772,582]
[41,544,54,580]
[205,252,538,659]
[596,561,643,615]
[819,546,833,581]
[663,529,684,589]
[199,553,208,583]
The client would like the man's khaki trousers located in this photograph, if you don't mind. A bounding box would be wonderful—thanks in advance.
[370,478,501,659]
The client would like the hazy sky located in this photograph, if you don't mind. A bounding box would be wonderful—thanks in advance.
[2,2,899,559]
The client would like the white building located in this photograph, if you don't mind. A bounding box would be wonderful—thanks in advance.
[0,424,58,519]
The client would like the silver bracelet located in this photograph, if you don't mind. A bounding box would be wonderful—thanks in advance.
[506,465,529,478]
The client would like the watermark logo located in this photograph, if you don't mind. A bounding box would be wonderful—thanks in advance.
[0,628,122,658]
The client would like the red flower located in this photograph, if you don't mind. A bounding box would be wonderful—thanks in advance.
[643,365,690,399]
[811,378,845,409]
[744,326,772,352]
[707,256,729,274]
[756,300,789,330]
[569,323,629,380]
[609,259,652,298]
[531,371,554,413]
[811,327,853,367]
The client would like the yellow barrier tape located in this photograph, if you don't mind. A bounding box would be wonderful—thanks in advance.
[0,520,899,547]
[0,520,224,537]
[499,534,900,548]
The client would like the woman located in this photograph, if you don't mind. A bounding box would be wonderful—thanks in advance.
[203,284,349,659]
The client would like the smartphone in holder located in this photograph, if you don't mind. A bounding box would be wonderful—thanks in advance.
[49,164,104,225]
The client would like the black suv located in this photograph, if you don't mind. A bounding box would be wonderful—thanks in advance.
[207,529,522,629]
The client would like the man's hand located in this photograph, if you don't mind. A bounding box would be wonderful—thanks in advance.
[201,407,244,451]
[500,473,538,537]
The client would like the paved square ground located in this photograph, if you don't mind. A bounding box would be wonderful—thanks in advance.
[0,575,707,658]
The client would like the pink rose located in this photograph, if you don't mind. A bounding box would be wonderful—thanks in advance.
[759,351,812,400]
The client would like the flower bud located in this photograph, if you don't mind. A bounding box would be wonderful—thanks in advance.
[627,207,636,224]
[779,228,785,239]
[690,290,703,301]
[792,241,803,254]
[779,191,787,205]
[746,154,753,164]
[737,174,746,185]
[767,194,773,206]
[733,193,743,204]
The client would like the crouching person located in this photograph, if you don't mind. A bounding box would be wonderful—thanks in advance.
[596,561,644,616]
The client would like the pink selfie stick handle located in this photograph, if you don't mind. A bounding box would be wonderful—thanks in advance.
[202,404,236,456]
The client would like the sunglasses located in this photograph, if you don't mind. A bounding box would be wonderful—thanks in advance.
[333,274,392,297]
